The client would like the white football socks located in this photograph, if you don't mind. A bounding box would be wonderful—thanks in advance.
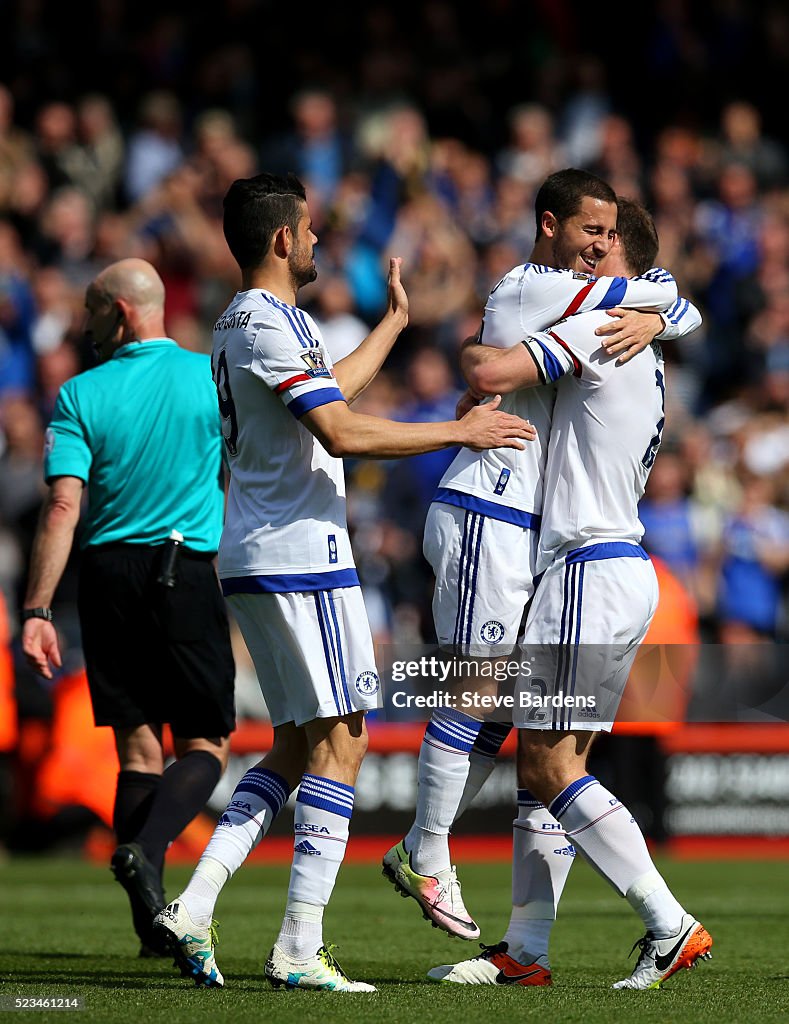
[501,789,575,963]
[404,710,482,875]
[181,767,290,926]
[455,721,512,820]
[279,774,354,958]
[550,776,685,937]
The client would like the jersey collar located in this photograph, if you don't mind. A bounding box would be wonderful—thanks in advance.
[112,338,178,359]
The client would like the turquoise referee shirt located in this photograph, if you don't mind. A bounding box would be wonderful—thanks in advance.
[44,338,224,551]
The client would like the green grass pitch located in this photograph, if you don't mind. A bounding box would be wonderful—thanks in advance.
[2,854,788,1023]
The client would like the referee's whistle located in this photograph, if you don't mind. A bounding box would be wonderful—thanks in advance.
[157,529,184,588]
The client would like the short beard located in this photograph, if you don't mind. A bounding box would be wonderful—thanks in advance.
[289,250,318,292]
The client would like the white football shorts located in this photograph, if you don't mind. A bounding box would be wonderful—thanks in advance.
[423,501,539,656]
[228,586,381,726]
[514,542,659,732]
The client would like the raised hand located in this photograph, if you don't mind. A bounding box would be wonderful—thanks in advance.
[387,256,409,326]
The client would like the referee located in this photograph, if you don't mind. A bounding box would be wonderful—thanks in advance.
[21,258,236,956]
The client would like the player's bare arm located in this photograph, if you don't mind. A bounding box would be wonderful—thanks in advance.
[461,339,541,396]
[332,256,408,403]
[21,475,84,679]
[300,393,535,459]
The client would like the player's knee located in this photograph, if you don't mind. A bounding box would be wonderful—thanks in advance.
[173,735,230,772]
[518,759,553,804]
[307,713,368,782]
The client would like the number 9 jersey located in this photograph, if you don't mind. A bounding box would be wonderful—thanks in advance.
[211,289,359,592]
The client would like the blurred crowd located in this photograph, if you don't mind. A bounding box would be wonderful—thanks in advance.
[1,0,788,757]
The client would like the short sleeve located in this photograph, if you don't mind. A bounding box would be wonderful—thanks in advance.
[479,270,527,349]
[250,314,346,419]
[44,383,93,483]
[523,315,615,388]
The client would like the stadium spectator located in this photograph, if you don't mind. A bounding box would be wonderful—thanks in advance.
[0,220,37,397]
[20,257,236,957]
[709,100,788,193]
[123,91,184,205]
[716,469,789,642]
[32,102,82,194]
[638,447,717,614]
[261,88,355,211]
[71,93,125,213]
[494,103,566,189]
[309,273,370,362]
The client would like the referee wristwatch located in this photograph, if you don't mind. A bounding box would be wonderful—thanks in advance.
[21,607,53,622]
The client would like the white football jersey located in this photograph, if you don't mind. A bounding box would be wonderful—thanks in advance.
[211,289,357,590]
[436,264,689,524]
[524,308,670,572]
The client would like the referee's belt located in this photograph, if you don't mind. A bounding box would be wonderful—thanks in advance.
[87,541,217,562]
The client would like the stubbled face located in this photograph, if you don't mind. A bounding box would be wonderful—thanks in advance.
[288,205,318,290]
[549,197,618,274]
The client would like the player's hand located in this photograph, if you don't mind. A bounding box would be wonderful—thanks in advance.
[22,618,62,680]
[386,256,408,327]
[458,394,536,451]
[455,387,480,420]
[595,309,664,364]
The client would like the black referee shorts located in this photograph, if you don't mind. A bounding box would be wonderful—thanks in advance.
[78,542,236,738]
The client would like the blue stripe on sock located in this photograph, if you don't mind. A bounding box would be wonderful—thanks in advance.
[297,775,355,819]
[472,722,512,757]
[235,769,290,815]
[517,787,544,808]
[549,775,598,820]
[426,710,481,752]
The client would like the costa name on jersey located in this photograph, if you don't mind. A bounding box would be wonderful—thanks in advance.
[212,289,358,591]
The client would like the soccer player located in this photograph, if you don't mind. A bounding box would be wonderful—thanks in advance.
[21,258,236,957]
[153,171,534,992]
[383,169,700,939]
[428,199,712,989]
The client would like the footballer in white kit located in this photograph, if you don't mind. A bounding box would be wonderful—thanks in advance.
[212,289,379,725]
[426,262,699,655]
[514,312,668,731]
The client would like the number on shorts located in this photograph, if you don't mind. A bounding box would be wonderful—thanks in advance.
[526,676,548,723]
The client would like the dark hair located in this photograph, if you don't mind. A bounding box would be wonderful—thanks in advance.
[534,168,617,242]
[615,197,660,275]
[222,172,307,270]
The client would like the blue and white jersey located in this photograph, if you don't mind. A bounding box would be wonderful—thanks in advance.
[524,308,676,571]
[212,288,357,592]
[437,264,688,524]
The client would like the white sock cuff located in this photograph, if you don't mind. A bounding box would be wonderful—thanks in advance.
[510,900,557,920]
[286,900,325,923]
[194,855,230,892]
[626,868,665,906]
